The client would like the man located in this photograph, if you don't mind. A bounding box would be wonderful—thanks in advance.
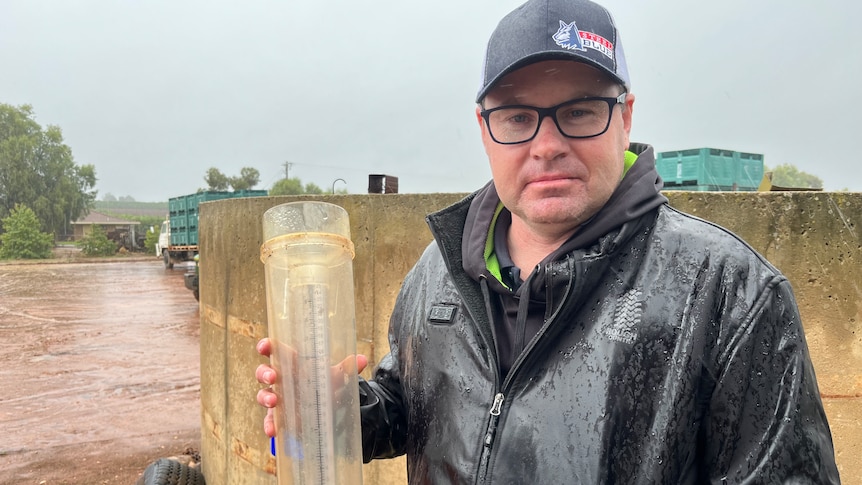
[257,0,840,482]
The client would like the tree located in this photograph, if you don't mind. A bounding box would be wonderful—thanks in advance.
[767,163,823,189]
[0,103,97,237]
[103,193,117,202]
[144,224,160,254]
[76,224,117,256]
[230,167,260,191]
[0,204,54,259]
[270,177,302,195]
[204,166,260,191]
[304,182,324,194]
[118,195,136,202]
[269,177,327,195]
[204,167,230,191]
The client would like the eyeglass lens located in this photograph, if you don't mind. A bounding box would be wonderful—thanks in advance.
[487,98,614,144]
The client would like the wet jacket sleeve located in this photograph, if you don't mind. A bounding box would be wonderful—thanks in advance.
[358,352,408,463]
[704,276,840,483]
[358,261,418,463]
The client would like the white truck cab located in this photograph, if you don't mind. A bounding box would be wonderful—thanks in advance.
[156,219,170,258]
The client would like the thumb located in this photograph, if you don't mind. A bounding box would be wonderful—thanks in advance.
[356,354,368,374]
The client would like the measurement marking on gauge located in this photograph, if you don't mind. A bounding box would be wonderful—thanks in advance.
[302,282,337,484]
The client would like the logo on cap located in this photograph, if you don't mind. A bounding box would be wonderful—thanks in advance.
[552,20,615,61]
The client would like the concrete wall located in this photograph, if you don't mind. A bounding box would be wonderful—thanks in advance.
[198,191,861,484]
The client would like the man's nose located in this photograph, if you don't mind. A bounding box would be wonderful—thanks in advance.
[530,114,568,157]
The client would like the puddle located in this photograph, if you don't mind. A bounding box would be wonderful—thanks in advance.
[0,260,201,481]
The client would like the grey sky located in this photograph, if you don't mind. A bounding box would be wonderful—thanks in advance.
[1,0,859,202]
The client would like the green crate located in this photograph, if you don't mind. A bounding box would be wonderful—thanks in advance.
[657,148,763,191]
[661,184,739,192]
[168,198,181,216]
[171,230,188,246]
[232,189,269,198]
[188,212,199,231]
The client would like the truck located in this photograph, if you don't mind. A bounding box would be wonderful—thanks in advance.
[156,191,268,301]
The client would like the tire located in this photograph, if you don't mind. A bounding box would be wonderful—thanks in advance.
[163,249,174,269]
[136,458,205,485]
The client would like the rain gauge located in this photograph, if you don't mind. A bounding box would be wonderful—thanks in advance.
[261,201,363,485]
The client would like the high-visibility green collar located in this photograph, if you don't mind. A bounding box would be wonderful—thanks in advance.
[623,149,637,176]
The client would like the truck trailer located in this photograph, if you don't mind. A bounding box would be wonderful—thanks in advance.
[156,190,268,269]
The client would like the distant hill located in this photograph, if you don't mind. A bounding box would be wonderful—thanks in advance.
[94,201,167,218]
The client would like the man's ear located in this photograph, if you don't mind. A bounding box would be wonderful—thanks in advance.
[622,93,635,135]
[619,92,635,151]
[475,105,484,129]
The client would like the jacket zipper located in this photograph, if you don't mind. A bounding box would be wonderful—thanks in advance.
[476,392,505,484]
[484,393,505,446]
[468,276,506,485]
[475,260,577,483]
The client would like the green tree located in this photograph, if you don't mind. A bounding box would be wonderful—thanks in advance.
[269,177,328,195]
[144,224,160,254]
[204,167,230,191]
[230,167,260,191]
[0,204,54,259]
[270,177,302,195]
[76,224,117,256]
[0,103,97,237]
[205,166,260,191]
[767,163,823,189]
[304,182,324,194]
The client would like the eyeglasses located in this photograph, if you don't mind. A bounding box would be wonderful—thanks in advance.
[480,93,626,145]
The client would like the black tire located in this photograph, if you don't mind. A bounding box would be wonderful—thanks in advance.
[163,249,174,269]
[136,458,205,485]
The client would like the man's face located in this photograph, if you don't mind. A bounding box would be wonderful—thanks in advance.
[477,60,634,236]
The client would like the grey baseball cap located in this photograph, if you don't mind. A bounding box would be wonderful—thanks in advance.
[476,0,631,102]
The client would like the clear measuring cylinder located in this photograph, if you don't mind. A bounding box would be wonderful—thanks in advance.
[260,201,363,485]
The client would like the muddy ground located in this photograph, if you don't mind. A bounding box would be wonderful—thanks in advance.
[0,250,202,484]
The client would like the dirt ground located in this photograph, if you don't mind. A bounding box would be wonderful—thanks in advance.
[0,249,202,484]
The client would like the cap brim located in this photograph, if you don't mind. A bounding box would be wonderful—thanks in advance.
[475,50,628,103]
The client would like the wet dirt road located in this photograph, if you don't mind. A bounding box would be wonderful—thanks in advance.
[0,258,201,484]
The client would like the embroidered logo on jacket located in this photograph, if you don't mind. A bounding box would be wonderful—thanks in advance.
[552,20,615,60]
[602,288,642,344]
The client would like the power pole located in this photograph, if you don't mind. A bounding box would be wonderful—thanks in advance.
[283,161,292,180]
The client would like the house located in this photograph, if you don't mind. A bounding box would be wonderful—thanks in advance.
[71,211,141,242]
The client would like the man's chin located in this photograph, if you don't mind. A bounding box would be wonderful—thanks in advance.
[517,199,591,228]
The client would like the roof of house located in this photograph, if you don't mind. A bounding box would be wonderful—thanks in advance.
[72,211,141,226]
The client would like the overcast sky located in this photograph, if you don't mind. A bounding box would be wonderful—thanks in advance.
[1,0,859,201]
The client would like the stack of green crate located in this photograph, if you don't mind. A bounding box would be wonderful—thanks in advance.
[656,148,764,192]
[169,190,268,247]
[169,195,191,245]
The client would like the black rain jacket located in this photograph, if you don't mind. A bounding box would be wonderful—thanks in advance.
[358,144,839,484]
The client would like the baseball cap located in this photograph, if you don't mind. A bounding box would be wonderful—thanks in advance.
[476,0,631,103]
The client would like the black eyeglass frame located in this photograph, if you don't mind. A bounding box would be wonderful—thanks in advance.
[479,92,627,145]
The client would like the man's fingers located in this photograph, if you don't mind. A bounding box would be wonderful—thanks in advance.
[356,354,368,374]
[257,387,278,408]
[333,354,369,375]
[255,364,277,385]
[256,338,272,357]
[259,351,365,439]
[264,408,276,438]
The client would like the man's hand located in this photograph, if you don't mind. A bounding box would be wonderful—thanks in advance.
[255,337,368,438]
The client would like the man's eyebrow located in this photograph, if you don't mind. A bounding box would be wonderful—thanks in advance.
[487,91,611,108]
